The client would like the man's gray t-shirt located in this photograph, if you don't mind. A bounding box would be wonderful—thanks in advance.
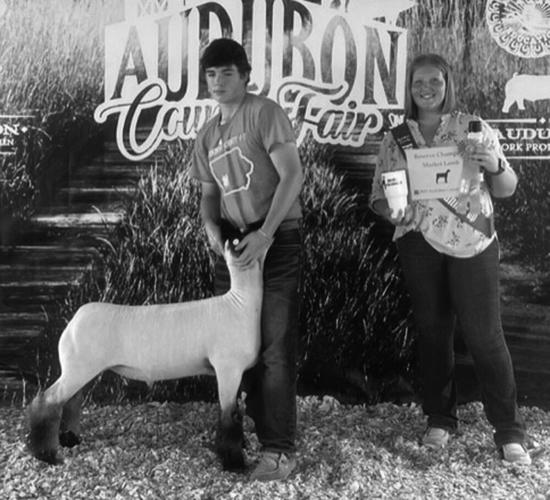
[191,93,302,230]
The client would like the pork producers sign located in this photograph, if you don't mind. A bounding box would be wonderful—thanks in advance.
[486,0,550,160]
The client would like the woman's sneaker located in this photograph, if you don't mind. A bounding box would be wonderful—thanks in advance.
[422,427,450,449]
[250,451,297,481]
[501,443,532,465]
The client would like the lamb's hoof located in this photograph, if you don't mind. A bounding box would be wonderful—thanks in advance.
[59,431,81,448]
[34,449,63,465]
[221,451,245,472]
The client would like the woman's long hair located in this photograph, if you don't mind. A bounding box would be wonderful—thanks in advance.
[404,54,457,120]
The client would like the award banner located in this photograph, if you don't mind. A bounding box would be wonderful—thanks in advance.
[405,146,463,200]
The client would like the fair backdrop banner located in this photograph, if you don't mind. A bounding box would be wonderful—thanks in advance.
[1,0,549,418]
[92,0,550,162]
[94,0,411,161]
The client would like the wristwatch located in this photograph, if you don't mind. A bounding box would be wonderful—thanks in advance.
[484,158,506,176]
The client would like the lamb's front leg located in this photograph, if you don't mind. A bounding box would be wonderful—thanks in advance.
[214,364,245,471]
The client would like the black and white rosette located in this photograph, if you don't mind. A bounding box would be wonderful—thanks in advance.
[486,0,550,58]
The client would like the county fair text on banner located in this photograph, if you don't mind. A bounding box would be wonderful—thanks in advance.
[93,0,411,161]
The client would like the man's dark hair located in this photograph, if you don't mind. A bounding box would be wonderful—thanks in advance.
[200,38,252,76]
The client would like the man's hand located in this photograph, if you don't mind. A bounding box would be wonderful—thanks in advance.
[234,230,273,269]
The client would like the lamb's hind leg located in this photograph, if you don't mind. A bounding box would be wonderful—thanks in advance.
[214,364,245,471]
[27,373,93,464]
[59,390,83,448]
[27,388,64,465]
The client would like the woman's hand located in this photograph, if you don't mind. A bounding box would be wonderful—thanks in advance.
[467,142,499,174]
[373,199,415,226]
[387,205,416,226]
[465,141,517,197]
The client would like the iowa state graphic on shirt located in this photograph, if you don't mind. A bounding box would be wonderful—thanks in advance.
[208,133,254,196]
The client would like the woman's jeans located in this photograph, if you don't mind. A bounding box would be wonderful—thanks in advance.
[396,231,526,447]
[214,220,302,453]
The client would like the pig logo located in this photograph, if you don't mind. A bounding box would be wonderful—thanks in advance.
[209,147,254,196]
[327,0,416,24]
[502,73,550,112]
[486,0,550,58]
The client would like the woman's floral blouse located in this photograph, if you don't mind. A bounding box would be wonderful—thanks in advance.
[370,111,509,258]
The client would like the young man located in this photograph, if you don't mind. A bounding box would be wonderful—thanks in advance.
[191,38,304,481]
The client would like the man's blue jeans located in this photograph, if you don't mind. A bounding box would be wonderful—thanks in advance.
[396,231,526,447]
[215,220,302,453]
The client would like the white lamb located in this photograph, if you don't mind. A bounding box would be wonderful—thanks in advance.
[27,241,264,471]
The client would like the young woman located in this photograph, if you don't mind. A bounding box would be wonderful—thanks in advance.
[370,53,531,465]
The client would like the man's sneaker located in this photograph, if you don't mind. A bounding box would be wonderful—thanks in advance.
[501,443,532,465]
[422,427,450,449]
[250,452,297,481]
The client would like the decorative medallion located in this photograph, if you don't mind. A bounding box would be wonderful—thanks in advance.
[486,0,550,58]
